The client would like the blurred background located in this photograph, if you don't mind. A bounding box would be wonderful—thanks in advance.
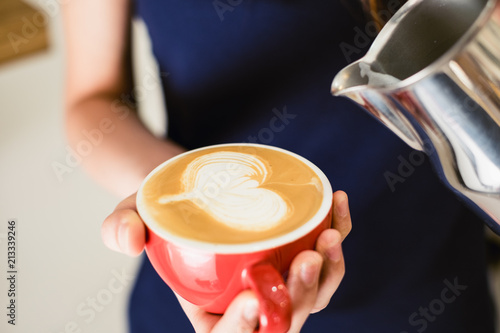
[0,0,165,332]
[0,1,499,332]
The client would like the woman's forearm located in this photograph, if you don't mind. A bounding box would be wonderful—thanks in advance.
[62,0,184,198]
[65,96,185,198]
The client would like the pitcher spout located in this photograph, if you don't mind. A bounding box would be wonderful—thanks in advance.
[332,60,403,97]
[331,60,367,96]
[331,60,423,152]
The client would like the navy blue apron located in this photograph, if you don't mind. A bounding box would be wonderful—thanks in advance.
[129,1,496,331]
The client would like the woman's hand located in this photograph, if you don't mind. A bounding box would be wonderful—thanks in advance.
[102,190,351,332]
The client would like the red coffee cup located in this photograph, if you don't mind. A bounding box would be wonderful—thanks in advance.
[137,144,333,333]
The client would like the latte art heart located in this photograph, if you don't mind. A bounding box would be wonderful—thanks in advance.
[158,151,290,231]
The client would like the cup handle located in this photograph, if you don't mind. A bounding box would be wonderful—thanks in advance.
[242,263,292,333]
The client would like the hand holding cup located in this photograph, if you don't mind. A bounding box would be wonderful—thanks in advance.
[102,144,352,332]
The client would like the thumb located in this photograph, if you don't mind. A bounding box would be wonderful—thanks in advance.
[101,193,146,257]
[211,291,259,333]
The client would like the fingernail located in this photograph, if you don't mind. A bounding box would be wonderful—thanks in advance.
[118,221,131,255]
[243,299,259,323]
[334,194,348,218]
[300,261,321,287]
[326,242,342,263]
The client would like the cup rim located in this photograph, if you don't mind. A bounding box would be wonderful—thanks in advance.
[136,143,333,254]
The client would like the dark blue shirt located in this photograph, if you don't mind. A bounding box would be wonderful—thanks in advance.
[129,1,496,332]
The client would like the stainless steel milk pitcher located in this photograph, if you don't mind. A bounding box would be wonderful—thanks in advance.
[332,0,500,234]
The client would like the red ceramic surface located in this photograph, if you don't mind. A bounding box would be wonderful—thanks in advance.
[145,207,332,332]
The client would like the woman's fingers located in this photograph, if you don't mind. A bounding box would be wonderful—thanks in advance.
[306,191,350,313]
[182,244,343,333]
[176,294,222,333]
[311,228,345,313]
[332,190,352,241]
[211,291,260,333]
[177,290,259,333]
[286,250,324,332]
[101,193,146,256]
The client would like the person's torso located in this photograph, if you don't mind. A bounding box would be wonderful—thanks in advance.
[129,1,496,332]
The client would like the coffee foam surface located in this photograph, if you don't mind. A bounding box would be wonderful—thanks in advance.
[139,145,324,244]
[158,151,290,231]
